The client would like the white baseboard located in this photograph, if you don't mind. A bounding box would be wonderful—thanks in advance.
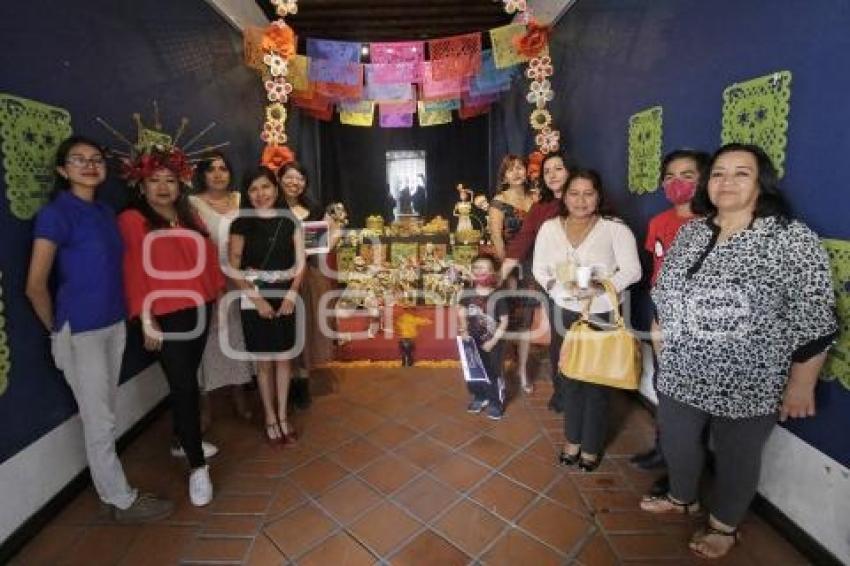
[0,364,167,544]
[759,426,850,563]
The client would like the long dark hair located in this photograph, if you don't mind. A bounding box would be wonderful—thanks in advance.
[497,154,529,194]
[241,166,286,210]
[192,150,235,193]
[559,168,616,219]
[691,143,790,221]
[130,170,207,234]
[538,152,576,203]
[51,135,105,199]
[277,161,315,212]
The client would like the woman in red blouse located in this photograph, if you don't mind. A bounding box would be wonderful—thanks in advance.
[118,151,224,508]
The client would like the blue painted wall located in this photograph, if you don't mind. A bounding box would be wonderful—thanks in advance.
[500,0,850,466]
[0,0,264,463]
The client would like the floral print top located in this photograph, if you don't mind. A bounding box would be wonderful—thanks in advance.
[652,216,837,418]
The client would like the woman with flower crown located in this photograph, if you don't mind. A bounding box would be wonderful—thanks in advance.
[117,143,224,507]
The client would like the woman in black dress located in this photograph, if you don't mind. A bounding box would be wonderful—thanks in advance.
[228,166,305,444]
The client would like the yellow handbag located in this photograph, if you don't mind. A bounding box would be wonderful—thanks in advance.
[558,279,641,390]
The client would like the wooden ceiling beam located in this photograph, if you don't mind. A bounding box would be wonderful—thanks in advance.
[296,27,499,40]
[297,0,497,7]
[292,17,504,29]
[291,6,504,20]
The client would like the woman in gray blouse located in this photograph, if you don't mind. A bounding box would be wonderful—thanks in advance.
[640,143,837,559]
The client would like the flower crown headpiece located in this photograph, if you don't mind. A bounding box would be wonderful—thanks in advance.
[96,101,229,187]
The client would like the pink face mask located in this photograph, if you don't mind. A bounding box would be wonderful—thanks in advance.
[663,178,697,205]
[473,274,497,287]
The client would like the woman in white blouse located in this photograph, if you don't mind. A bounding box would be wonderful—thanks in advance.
[533,168,641,471]
[188,153,253,432]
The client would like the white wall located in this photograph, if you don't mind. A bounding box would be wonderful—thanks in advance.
[0,365,167,544]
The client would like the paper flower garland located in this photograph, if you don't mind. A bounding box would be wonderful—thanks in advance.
[501,4,561,154]
[258,2,298,171]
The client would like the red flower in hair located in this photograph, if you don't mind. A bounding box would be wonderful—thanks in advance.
[121,147,194,186]
[515,21,550,58]
[261,144,295,172]
[527,150,545,180]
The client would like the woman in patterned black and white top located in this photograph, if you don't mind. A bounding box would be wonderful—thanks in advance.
[640,143,837,559]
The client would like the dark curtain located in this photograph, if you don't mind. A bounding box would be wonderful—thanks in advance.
[315,115,491,225]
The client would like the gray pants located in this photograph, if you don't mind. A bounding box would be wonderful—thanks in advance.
[658,393,776,526]
[52,321,137,509]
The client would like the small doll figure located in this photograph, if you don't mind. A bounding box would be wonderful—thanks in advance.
[326,202,349,227]
[396,312,432,367]
[453,184,474,234]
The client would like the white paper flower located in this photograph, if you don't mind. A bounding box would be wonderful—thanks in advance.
[526,56,554,81]
[526,79,554,107]
[264,77,293,103]
[535,127,560,153]
[261,120,287,144]
[263,53,288,77]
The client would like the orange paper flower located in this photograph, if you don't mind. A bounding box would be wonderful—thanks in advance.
[261,144,295,172]
[262,22,296,59]
[514,21,550,58]
[527,150,545,180]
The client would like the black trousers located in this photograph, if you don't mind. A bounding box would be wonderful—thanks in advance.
[156,303,211,468]
[553,305,613,455]
[658,393,776,526]
[467,342,503,407]
[546,296,568,412]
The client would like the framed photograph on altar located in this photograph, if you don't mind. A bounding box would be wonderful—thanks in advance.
[302,221,330,255]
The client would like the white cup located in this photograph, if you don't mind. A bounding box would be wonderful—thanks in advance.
[575,266,593,289]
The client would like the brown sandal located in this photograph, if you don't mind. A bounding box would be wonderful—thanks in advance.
[640,493,701,515]
[689,525,739,559]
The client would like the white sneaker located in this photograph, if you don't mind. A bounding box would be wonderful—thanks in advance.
[170,440,219,459]
[189,465,213,507]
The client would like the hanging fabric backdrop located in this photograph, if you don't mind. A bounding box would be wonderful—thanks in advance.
[315,113,491,225]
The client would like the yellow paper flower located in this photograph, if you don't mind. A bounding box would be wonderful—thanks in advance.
[529,108,552,130]
[265,102,287,123]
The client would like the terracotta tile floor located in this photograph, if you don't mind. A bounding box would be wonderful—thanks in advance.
[12,366,809,565]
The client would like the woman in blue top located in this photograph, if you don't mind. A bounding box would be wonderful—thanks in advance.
[26,136,173,523]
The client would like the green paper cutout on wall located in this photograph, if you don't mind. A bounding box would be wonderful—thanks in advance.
[721,71,791,178]
[0,94,73,220]
[822,239,850,390]
[628,106,663,194]
[0,271,9,396]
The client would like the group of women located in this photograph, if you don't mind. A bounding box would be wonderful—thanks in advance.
[26,135,334,517]
[26,134,837,559]
[489,145,836,559]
